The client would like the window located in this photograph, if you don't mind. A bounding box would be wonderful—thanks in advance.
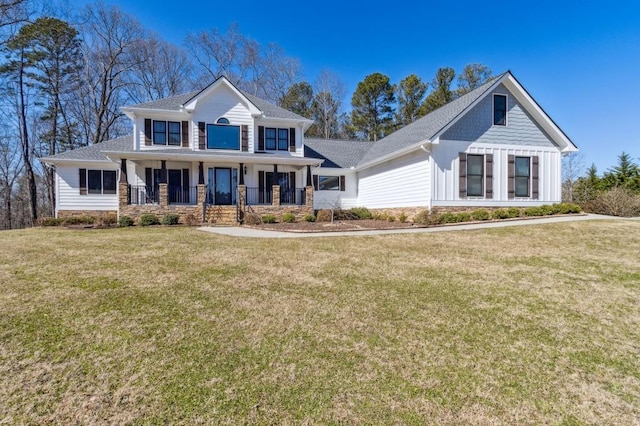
[515,156,530,197]
[494,94,507,126]
[167,121,181,145]
[153,121,166,144]
[265,128,277,150]
[217,117,230,124]
[85,169,116,195]
[264,127,289,151]
[207,124,240,150]
[466,155,484,196]
[318,176,340,191]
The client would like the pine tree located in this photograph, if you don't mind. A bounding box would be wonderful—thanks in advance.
[350,72,395,141]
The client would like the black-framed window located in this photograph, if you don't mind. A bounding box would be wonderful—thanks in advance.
[515,156,531,197]
[467,154,484,197]
[278,128,289,150]
[217,117,230,124]
[265,127,289,151]
[318,176,339,191]
[494,94,507,126]
[153,121,167,144]
[206,123,240,150]
[86,169,116,195]
[265,128,277,150]
[167,121,181,145]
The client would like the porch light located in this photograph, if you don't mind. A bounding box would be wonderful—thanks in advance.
[243,165,247,175]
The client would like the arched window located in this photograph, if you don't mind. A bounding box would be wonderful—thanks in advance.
[217,117,230,124]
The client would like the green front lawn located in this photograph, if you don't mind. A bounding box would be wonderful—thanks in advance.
[1,221,639,424]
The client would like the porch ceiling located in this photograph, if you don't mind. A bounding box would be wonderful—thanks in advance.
[102,150,324,167]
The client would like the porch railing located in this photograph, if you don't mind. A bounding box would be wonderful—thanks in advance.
[168,186,197,205]
[280,188,306,205]
[245,187,272,205]
[128,185,159,205]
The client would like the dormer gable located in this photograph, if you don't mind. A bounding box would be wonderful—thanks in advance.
[182,76,262,117]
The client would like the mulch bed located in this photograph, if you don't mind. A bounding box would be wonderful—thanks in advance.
[248,219,427,233]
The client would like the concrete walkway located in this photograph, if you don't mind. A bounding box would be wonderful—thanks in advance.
[198,214,633,239]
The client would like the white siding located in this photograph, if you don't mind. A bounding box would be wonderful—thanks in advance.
[56,165,119,213]
[313,170,358,210]
[432,140,562,207]
[357,151,430,208]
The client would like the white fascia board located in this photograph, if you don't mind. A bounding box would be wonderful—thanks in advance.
[354,140,432,171]
[38,158,114,166]
[102,150,324,166]
[121,107,191,119]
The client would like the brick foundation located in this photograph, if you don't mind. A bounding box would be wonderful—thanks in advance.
[58,210,118,219]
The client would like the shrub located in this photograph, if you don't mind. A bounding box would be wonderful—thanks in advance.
[471,209,490,221]
[523,206,544,217]
[438,212,458,224]
[118,216,134,227]
[303,214,316,222]
[349,207,372,220]
[184,213,199,226]
[282,212,296,223]
[558,203,582,214]
[414,209,440,225]
[315,210,332,222]
[539,204,556,216]
[63,216,96,225]
[243,213,262,225]
[387,214,396,222]
[582,187,640,217]
[492,209,509,220]
[507,207,521,218]
[372,211,388,221]
[456,212,471,222]
[262,214,277,224]
[102,213,117,225]
[161,213,180,225]
[398,212,408,223]
[139,213,159,226]
[40,217,62,226]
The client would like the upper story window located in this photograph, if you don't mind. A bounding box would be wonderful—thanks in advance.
[207,123,239,150]
[217,117,230,124]
[153,120,181,146]
[265,127,290,151]
[493,94,507,126]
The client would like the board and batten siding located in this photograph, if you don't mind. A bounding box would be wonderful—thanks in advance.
[441,84,557,148]
[431,140,561,207]
[357,152,430,208]
[56,165,119,214]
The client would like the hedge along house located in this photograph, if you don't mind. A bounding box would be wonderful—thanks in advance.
[305,71,577,216]
[41,71,577,224]
[41,76,323,224]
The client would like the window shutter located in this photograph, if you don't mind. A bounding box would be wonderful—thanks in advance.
[532,156,539,200]
[145,168,152,186]
[181,121,189,147]
[508,155,515,199]
[459,153,467,198]
[289,128,296,152]
[313,175,319,191]
[144,119,152,146]
[198,122,206,150]
[182,169,189,188]
[79,168,87,195]
[485,154,493,199]
[258,126,265,151]
[289,171,296,189]
[241,125,249,152]
[339,175,346,191]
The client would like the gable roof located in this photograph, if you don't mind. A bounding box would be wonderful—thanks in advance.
[123,76,310,122]
[40,135,132,163]
[356,74,505,168]
[304,138,373,168]
[356,70,577,169]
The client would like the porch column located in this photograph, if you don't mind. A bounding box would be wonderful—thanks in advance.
[273,164,278,175]
[305,186,314,208]
[198,162,204,185]
[238,184,247,211]
[272,185,280,206]
[306,165,312,187]
[197,183,206,205]
[239,162,244,185]
[160,160,167,183]
[120,159,127,183]
[159,183,168,207]
[118,182,129,214]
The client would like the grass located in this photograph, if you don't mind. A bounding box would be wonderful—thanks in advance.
[0,221,639,424]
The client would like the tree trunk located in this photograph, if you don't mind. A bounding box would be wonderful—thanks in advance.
[17,47,37,224]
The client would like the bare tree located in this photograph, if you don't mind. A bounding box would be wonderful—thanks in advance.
[310,69,345,139]
[126,34,194,103]
[562,151,585,202]
[0,0,30,46]
[0,124,24,229]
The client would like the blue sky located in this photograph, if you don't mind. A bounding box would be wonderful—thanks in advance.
[65,0,640,173]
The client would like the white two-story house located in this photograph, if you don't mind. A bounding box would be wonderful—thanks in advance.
[41,71,577,224]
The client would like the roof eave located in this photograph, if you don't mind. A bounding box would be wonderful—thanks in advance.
[355,140,433,171]
[102,150,324,166]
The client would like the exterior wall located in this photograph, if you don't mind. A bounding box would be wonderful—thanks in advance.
[431,140,562,207]
[312,169,358,210]
[441,84,556,147]
[356,151,431,209]
[56,165,119,216]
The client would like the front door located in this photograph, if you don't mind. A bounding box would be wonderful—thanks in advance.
[208,167,238,205]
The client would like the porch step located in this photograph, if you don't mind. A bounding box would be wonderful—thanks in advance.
[205,205,238,225]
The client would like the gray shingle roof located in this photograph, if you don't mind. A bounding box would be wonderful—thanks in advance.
[304,138,373,168]
[40,135,132,163]
[129,92,198,110]
[356,73,506,167]
[242,92,309,121]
